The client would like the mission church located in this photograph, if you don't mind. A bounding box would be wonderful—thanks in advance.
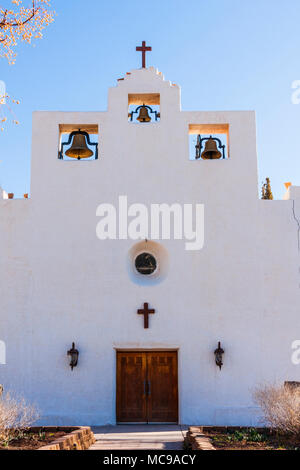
[0,42,299,426]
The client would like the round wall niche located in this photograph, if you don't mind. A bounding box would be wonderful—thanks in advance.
[135,252,157,275]
[127,240,169,285]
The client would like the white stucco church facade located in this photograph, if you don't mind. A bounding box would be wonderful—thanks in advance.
[0,61,300,426]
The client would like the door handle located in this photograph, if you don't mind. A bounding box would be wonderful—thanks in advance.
[148,380,151,396]
[143,380,147,396]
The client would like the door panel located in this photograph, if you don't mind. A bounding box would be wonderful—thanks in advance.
[116,352,147,422]
[147,352,178,423]
[116,351,178,423]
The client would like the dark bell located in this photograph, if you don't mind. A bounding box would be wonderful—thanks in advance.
[201,138,222,160]
[65,133,94,159]
[137,105,151,122]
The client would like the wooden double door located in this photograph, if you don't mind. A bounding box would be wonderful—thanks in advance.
[116,351,178,423]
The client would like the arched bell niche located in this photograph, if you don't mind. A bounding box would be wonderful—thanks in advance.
[127,240,169,286]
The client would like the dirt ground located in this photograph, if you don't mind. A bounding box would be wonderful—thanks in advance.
[0,431,67,450]
[206,429,300,451]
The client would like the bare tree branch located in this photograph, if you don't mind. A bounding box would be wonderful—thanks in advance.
[0,1,39,28]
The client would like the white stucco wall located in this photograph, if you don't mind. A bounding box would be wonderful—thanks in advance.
[0,67,299,426]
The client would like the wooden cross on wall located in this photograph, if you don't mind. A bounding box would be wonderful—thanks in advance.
[137,302,155,329]
[136,41,152,68]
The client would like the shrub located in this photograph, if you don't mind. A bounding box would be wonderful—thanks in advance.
[227,428,264,442]
[0,392,39,444]
[253,384,300,435]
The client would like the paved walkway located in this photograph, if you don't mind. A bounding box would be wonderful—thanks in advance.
[89,425,188,450]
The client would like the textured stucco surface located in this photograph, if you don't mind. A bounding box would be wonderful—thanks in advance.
[0,67,299,426]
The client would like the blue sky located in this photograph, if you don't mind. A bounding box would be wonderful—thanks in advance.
[0,0,300,198]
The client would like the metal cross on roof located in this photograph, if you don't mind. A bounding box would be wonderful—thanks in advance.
[136,41,152,68]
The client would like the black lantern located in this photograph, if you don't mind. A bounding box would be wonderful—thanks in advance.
[67,342,79,370]
[214,341,224,370]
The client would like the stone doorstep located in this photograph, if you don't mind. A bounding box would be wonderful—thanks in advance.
[38,426,95,451]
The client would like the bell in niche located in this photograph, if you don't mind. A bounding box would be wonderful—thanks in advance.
[65,132,94,160]
[137,104,151,123]
[201,137,222,160]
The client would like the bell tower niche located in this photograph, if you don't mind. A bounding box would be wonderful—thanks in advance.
[189,124,229,161]
[58,124,99,161]
[107,66,181,123]
[128,93,160,123]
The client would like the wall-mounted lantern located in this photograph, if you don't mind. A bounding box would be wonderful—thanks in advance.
[214,341,224,370]
[67,342,79,371]
[195,135,226,160]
